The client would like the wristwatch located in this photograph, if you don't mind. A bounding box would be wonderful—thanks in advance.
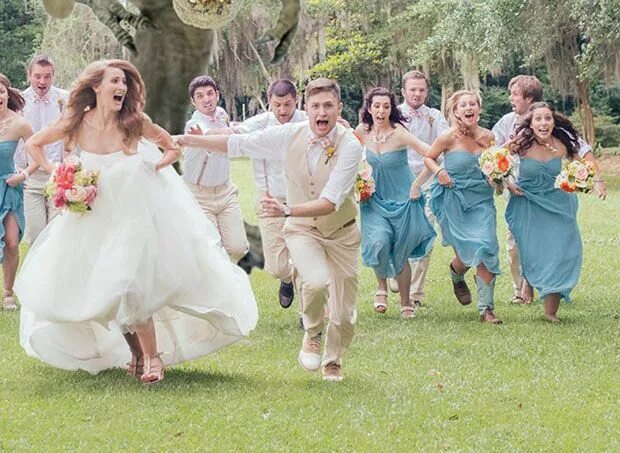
[282,204,292,217]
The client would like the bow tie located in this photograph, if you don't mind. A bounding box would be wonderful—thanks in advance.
[34,94,51,104]
[307,134,332,149]
[408,108,424,119]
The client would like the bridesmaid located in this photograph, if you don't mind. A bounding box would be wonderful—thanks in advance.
[505,102,583,322]
[355,87,435,319]
[424,90,502,324]
[0,74,36,310]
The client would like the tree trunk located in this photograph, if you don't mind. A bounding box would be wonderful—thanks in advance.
[440,81,454,116]
[576,78,595,146]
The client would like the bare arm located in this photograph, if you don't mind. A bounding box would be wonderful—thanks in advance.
[581,151,606,200]
[25,121,66,173]
[261,196,336,218]
[6,122,37,187]
[174,134,230,154]
[400,126,430,156]
[424,131,453,187]
[142,115,181,170]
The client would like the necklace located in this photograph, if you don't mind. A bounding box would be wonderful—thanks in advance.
[536,139,558,153]
[371,129,395,144]
[0,117,11,136]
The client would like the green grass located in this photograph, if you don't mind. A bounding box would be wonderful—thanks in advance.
[0,159,618,451]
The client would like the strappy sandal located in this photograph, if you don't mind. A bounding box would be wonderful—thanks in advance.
[400,302,416,320]
[141,354,165,385]
[126,353,144,379]
[373,290,388,314]
[2,289,17,311]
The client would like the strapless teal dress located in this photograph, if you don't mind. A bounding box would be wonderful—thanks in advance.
[0,140,25,261]
[361,149,435,278]
[429,150,500,274]
[505,157,582,301]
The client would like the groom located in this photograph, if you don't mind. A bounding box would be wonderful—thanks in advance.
[176,78,363,382]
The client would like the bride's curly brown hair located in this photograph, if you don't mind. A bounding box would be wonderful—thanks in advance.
[0,73,25,112]
[62,59,145,153]
[511,102,579,158]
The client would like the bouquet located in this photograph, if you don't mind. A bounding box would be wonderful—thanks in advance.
[45,156,100,213]
[479,145,514,186]
[554,159,596,193]
[355,167,375,203]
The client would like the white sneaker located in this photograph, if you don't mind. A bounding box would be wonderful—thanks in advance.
[298,332,321,372]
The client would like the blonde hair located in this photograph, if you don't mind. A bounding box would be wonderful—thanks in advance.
[446,90,482,126]
[63,59,146,153]
[304,78,341,103]
[0,73,25,112]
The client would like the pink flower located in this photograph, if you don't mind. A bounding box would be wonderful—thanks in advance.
[55,165,76,190]
[84,185,97,205]
[52,190,67,208]
[65,186,87,203]
[575,164,589,181]
[359,167,373,180]
[481,161,494,175]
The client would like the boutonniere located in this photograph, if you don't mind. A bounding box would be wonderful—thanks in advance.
[428,115,434,126]
[57,98,65,113]
[324,145,336,164]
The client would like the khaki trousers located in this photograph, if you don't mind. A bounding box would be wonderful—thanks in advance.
[24,169,59,244]
[257,200,293,283]
[284,222,360,367]
[188,181,249,263]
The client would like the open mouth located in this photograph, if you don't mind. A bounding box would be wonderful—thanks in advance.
[463,111,475,120]
[113,93,125,104]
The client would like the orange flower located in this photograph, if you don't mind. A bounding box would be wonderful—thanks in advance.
[560,181,575,193]
[497,155,510,173]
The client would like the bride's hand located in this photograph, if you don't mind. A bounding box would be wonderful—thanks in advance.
[172,135,187,147]
[6,173,25,187]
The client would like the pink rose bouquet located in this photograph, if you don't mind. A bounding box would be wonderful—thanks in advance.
[479,145,514,185]
[554,158,596,193]
[355,167,375,203]
[45,156,100,213]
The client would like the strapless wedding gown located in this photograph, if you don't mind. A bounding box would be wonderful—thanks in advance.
[15,140,258,373]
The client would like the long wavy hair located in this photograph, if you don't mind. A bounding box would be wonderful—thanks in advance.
[446,89,487,144]
[359,87,406,132]
[511,102,579,158]
[0,73,25,112]
[63,59,146,153]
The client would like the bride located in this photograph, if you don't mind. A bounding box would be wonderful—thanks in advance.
[15,59,258,384]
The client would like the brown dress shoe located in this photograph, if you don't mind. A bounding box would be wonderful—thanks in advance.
[450,264,472,305]
[480,309,502,324]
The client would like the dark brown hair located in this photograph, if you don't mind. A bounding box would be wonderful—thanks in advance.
[359,87,406,132]
[188,75,218,99]
[0,73,25,112]
[267,79,297,99]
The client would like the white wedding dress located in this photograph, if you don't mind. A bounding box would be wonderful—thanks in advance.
[15,140,258,373]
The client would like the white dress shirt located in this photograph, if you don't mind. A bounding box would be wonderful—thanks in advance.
[397,103,449,175]
[233,110,307,200]
[228,121,362,209]
[15,86,68,168]
[183,107,230,187]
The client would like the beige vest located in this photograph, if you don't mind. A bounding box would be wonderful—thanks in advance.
[285,122,359,236]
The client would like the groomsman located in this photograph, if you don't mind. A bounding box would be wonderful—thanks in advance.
[15,55,68,243]
[183,75,249,263]
[176,78,363,382]
[389,70,449,307]
[229,79,307,308]
[493,74,607,303]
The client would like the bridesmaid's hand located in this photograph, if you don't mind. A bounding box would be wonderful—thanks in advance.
[409,183,422,200]
[507,181,524,196]
[5,173,25,187]
[437,169,452,187]
[594,180,607,200]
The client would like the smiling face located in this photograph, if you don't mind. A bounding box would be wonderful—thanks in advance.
[530,106,555,141]
[369,95,391,127]
[94,67,127,112]
[454,94,480,127]
[28,63,54,97]
[270,93,297,124]
[191,85,219,116]
[509,85,531,116]
[402,78,428,110]
[306,90,342,137]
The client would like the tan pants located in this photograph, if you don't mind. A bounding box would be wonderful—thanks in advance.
[24,170,59,244]
[507,228,523,295]
[284,222,360,367]
[257,200,293,283]
[188,181,249,263]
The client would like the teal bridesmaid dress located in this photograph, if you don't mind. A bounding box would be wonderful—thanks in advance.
[361,149,435,278]
[505,157,582,301]
[0,140,25,261]
[429,150,500,274]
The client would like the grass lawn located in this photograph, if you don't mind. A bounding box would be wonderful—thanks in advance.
[0,159,618,451]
